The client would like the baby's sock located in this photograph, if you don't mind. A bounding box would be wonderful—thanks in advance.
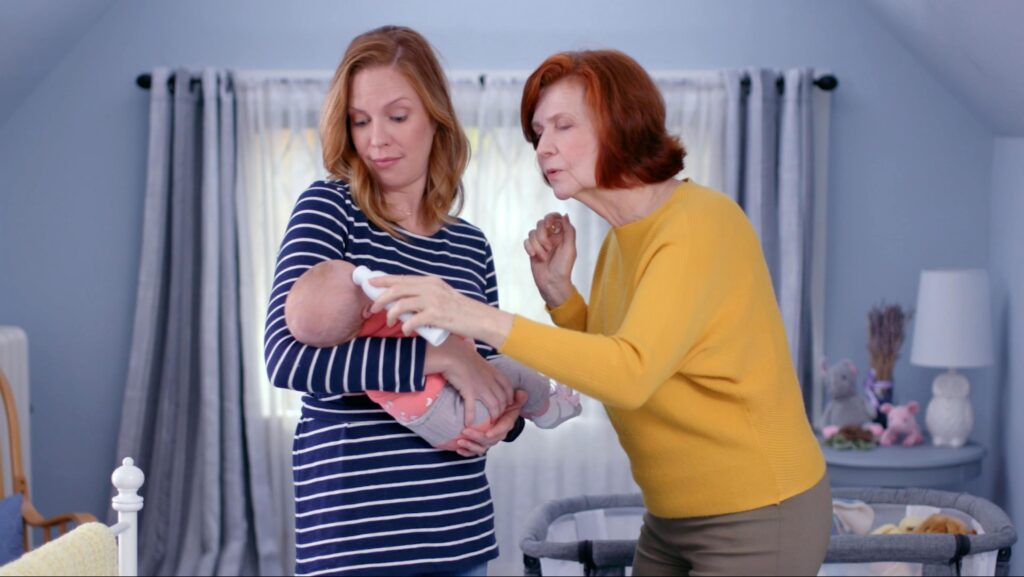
[530,384,582,429]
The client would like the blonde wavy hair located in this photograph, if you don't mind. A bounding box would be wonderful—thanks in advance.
[321,25,469,238]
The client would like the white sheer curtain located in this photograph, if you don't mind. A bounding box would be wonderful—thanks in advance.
[232,69,829,577]
[234,71,332,573]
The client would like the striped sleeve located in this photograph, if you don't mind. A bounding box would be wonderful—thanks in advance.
[474,240,501,361]
[263,185,426,395]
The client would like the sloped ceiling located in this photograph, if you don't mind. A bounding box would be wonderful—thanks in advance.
[0,0,115,130]
[865,0,1024,136]
[1,1,1022,136]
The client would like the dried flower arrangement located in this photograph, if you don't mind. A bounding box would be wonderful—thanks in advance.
[867,303,914,381]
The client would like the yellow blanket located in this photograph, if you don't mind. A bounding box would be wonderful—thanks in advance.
[0,522,117,576]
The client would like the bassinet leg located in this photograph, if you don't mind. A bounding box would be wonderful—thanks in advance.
[996,547,1012,577]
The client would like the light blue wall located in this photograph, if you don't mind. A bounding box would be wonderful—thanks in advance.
[991,138,1024,574]
[0,0,997,523]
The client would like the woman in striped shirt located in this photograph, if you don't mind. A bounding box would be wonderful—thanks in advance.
[264,26,524,577]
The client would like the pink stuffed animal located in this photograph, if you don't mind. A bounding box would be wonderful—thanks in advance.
[879,402,925,447]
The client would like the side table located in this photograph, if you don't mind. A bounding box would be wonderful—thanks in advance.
[821,440,986,490]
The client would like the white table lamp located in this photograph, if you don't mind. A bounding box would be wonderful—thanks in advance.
[911,269,993,448]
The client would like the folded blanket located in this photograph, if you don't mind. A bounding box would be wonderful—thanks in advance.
[0,522,117,576]
[833,498,875,536]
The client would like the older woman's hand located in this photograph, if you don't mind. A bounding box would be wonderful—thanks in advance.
[525,213,577,309]
[454,390,528,457]
[431,337,514,426]
[368,275,514,349]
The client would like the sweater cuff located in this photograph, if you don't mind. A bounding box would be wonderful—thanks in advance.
[546,289,586,329]
[503,416,526,443]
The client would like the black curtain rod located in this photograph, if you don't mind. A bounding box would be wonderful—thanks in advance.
[135,74,201,91]
[136,72,838,92]
[739,74,838,92]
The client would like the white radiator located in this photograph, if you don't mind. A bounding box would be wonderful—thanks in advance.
[0,326,32,495]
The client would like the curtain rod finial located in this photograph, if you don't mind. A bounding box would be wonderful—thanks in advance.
[815,75,838,91]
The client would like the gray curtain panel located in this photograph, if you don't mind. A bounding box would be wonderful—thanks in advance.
[724,68,824,412]
[114,68,284,576]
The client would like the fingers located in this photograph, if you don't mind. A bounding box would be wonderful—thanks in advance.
[455,438,488,457]
[369,276,442,314]
[387,299,427,331]
[494,368,514,408]
[536,215,560,252]
[543,212,564,236]
[369,283,411,315]
[524,213,565,262]
[462,390,476,427]
[366,275,398,288]
[482,392,527,440]
[561,213,576,246]
[477,387,504,428]
[460,427,490,445]
[461,424,503,452]
[525,230,550,262]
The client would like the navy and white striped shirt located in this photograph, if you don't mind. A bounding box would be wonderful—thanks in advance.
[264,180,501,576]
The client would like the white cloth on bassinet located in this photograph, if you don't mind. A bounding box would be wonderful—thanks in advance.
[820,504,998,577]
[0,522,117,576]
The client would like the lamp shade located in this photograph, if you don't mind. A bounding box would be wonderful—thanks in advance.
[910,269,994,368]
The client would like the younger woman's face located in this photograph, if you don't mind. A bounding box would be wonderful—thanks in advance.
[348,66,436,196]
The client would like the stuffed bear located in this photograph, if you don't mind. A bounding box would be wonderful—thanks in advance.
[879,401,925,447]
[821,359,876,430]
[872,513,976,535]
[915,514,976,535]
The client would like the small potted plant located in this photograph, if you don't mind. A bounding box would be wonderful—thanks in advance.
[866,302,913,427]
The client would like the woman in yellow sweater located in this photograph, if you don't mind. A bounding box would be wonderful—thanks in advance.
[370,49,831,576]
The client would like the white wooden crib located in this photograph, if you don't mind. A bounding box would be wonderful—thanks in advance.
[110,457,145,577]
[0,457,145,576]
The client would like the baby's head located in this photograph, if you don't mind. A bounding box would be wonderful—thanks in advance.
[285,259,372,347]
[330,260,373,340]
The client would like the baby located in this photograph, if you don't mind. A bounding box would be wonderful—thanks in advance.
[285,260,582,451]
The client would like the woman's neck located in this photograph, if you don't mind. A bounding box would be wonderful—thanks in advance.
[579,179,681,228]
[384,188,439,236]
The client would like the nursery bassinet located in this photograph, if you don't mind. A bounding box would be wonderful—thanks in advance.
[521,488,1016,577]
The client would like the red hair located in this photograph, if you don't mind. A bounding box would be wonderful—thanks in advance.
[521,50,685,189]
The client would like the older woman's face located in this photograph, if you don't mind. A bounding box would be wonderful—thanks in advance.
[531,79,600,200]
[349,66,436,196]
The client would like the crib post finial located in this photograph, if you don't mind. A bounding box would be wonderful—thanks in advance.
[112,457,144,577]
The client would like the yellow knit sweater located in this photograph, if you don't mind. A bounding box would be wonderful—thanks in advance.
[500,181,825,518]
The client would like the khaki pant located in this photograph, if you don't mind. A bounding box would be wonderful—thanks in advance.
[633,475,832,576]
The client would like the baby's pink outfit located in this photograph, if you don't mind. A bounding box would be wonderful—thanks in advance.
[360,312,581,450]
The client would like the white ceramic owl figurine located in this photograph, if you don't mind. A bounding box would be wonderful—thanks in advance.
[925,371,974,448]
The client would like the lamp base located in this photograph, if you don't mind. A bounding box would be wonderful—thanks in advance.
[925,369,974,448]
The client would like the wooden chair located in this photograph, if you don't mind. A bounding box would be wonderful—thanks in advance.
[0,368,95,551]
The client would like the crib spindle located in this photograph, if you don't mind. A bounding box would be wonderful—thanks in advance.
[111,457,144,577]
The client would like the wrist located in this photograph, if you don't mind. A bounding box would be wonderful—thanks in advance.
[473,300,514,349]
[424,341,453,374]
[542,281,574,309]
